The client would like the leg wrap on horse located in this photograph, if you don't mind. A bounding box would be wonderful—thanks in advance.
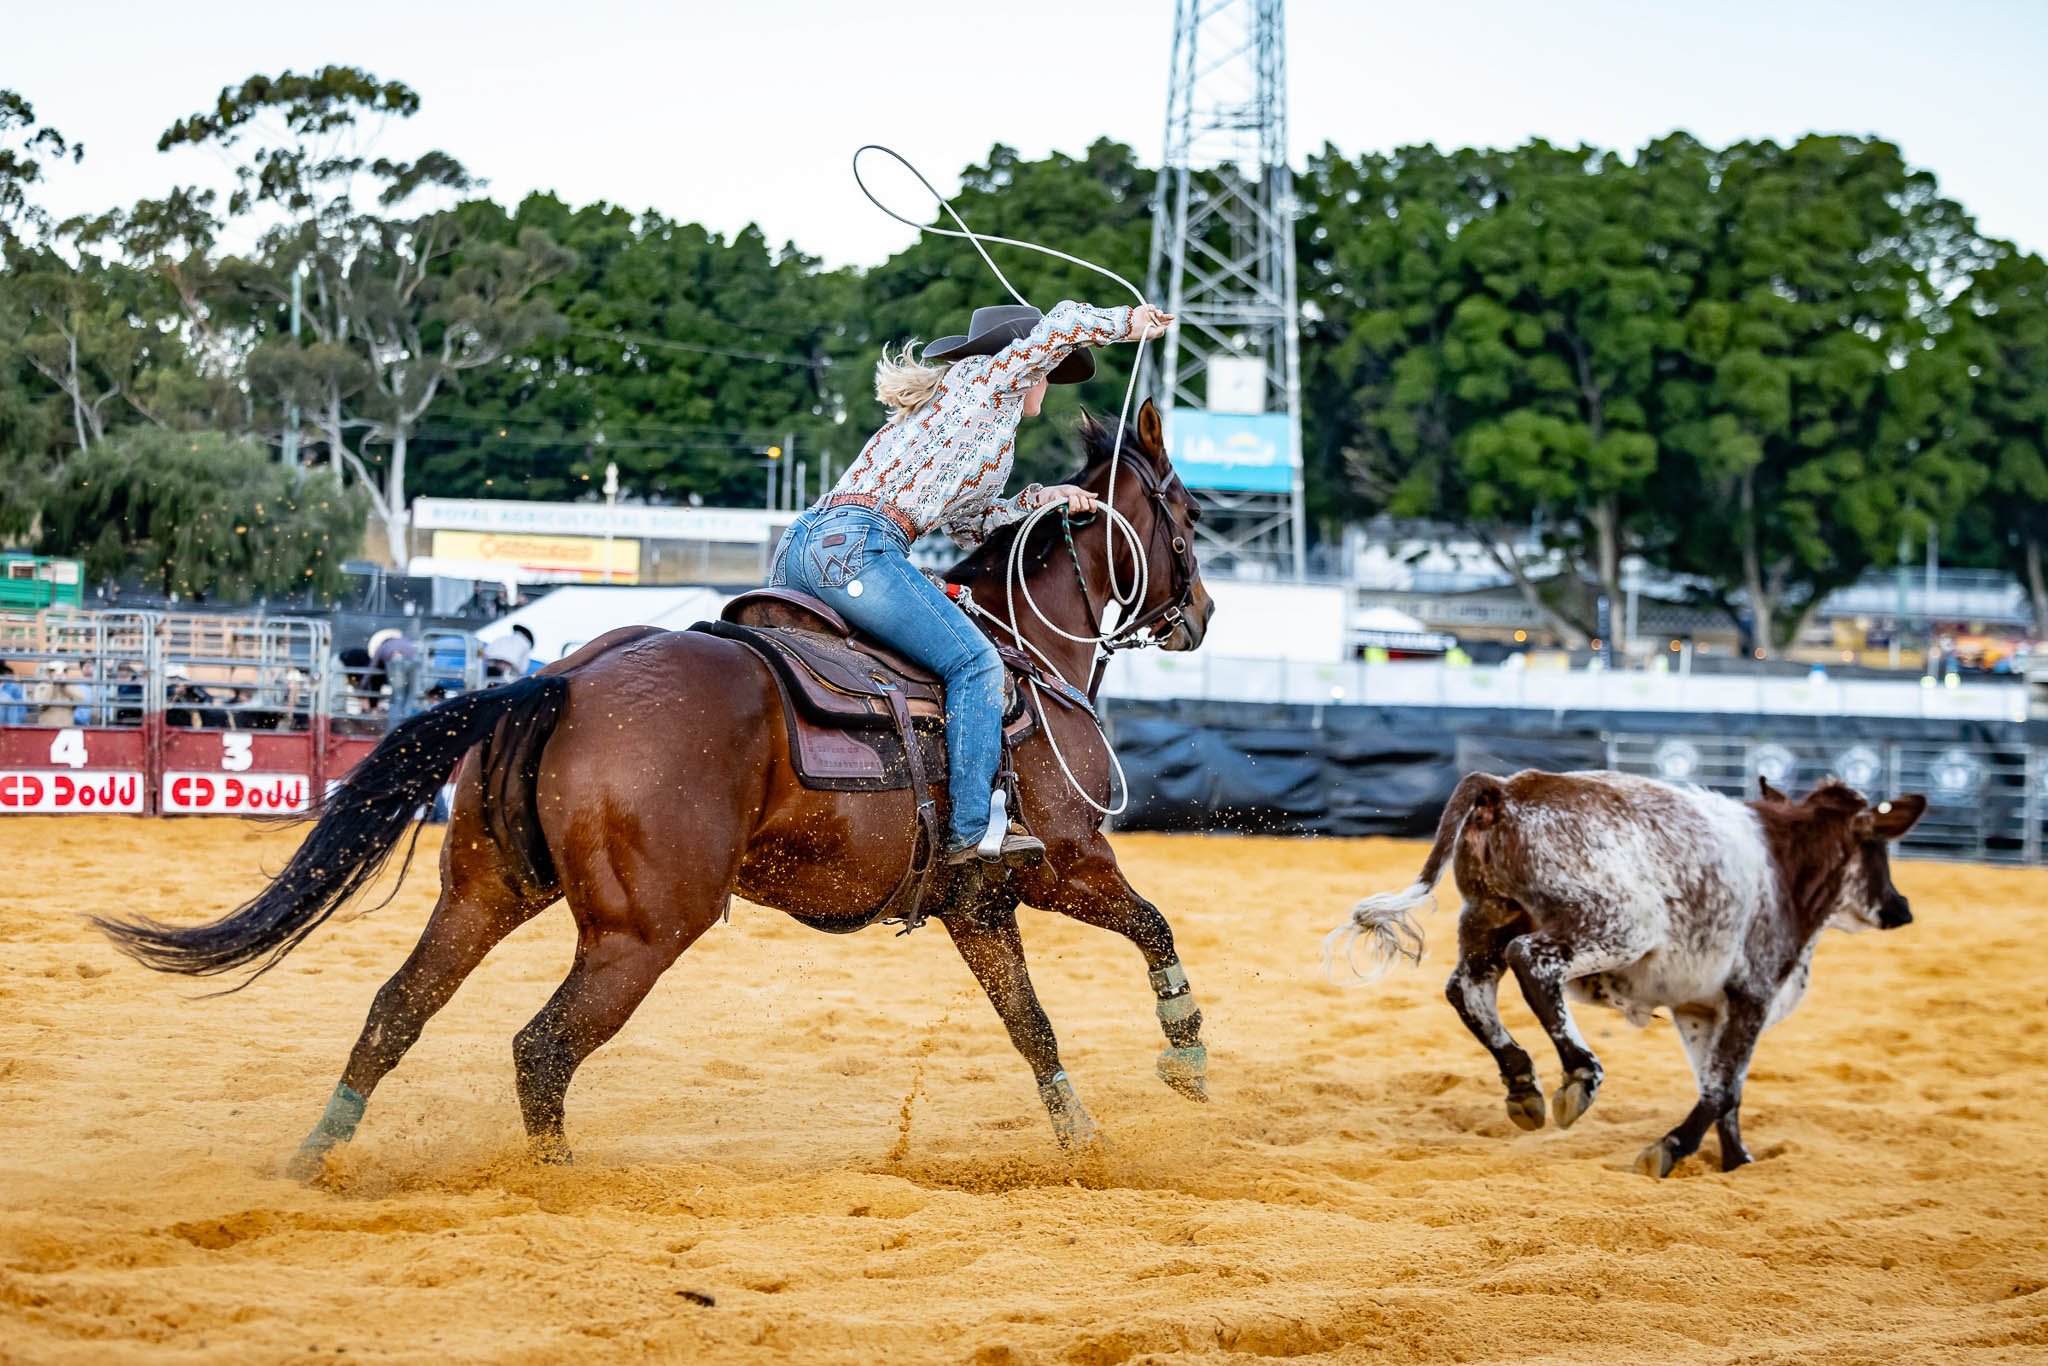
[1156,1044,1208,1084]
[1037,1069,1099,1149]
[1148,962,1189,996]
[290,1083,368,1175]
[1149,960,1203,1044]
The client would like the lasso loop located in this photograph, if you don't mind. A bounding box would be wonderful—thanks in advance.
[851,145,1166,815]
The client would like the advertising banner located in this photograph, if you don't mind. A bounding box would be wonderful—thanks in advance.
[0,769,146,812]
[430,529,640,583]
[1168,410,1295,493]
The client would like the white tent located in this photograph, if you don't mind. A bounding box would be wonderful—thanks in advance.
[476,586,735,665]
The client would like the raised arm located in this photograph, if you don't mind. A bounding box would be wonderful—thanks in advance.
[980,300,1134,394]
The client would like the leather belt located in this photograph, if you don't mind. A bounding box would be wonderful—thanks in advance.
[819,494,919,543]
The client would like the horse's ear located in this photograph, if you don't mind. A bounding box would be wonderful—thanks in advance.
[1138,399,1167,466]
[1758,776,1786,802]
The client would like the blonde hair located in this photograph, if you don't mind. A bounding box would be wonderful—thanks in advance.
[874,341,948,422]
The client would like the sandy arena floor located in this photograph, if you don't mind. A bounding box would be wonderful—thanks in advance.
[1,817,2045,1364]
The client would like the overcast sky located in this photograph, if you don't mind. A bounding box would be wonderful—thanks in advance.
[13,0,2046,267]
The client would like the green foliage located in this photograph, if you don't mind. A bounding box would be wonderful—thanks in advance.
[36,429,366,597]
[414,196,841,505]
[0,89,81,239]
[157,68,469,217]
[1938,247,2048,627]
[1302,133,1987,648]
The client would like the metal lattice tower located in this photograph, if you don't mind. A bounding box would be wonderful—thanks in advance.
[1146,0,1306,579]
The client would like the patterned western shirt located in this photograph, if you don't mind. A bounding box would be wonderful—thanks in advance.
[824,300,1133,549]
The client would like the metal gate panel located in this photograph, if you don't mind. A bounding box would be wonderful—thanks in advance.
[154,616,329,816]
[1605,732,2042,865]
[0,609,155,814]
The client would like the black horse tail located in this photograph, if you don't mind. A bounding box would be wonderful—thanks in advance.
[94,673,570,986]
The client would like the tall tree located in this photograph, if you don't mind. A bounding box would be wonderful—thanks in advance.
[38,428,367,597]
[1942,247,2048,629]
[0,89,80,241]
[156,67,570,561]
[1650,136,1980,650]
[1299,142,1602,642]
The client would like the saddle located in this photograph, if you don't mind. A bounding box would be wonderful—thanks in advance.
[696,588,1035,791]
[689,587,1043,933]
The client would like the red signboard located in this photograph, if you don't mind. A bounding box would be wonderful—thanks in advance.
[161,770,311,815]
[0,769,146,812]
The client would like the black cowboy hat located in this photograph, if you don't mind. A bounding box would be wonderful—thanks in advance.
[923,304,1095,384]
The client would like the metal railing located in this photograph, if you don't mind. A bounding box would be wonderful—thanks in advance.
[1603,733,2043,864]
[0,609,156,729]
[158,615,327,732]
[2,607,497,815]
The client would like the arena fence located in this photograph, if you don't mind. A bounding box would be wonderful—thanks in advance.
[0,607,449,816]
[1605,733,2042,865]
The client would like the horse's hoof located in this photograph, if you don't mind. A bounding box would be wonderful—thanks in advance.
[284,1144,330,1183]
[1636,1139,1678,1179]
[1552,1069,1601,1129]
[1505,1089,1547,1131]
[1156,1045,1208,1102]
[528,1136,574,1166]
[1052,1109,1101,1152]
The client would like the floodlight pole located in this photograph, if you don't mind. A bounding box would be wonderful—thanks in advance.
[1146,0,1306,580]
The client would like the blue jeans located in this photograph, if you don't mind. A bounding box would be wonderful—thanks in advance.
[771,506,1004,851]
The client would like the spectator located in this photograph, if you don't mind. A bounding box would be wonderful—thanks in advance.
[0,664,27,726]
[482,624,536,681]
[164,666,231,730]
[367,629,423,720]
[111,664,144,727]
[29,660,90,726]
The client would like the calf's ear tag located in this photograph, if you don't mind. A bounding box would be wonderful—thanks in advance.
[846,579,864,598]
[1877,801,1892,814]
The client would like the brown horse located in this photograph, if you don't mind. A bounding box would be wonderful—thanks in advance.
[98,400,1217,1175]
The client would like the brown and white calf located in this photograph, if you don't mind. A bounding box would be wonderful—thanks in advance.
[1326,770,1926,1176]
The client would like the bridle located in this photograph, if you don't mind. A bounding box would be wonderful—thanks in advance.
[1102,464,1201,655]
[1062,462,1201,695]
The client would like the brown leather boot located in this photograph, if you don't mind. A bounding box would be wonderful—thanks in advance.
[946,828,1045,869]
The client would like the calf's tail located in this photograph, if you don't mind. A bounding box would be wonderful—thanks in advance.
[1322,772,1502,986]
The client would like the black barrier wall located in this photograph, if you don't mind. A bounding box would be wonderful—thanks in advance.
[1102,699,2047,861]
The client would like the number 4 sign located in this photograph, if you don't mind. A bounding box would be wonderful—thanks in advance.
[49,729,88,769]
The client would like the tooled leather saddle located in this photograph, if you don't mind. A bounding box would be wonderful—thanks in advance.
[688,587,1053,932]
[696,587,1038,792]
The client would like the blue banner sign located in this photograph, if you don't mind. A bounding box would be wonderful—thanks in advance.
[1167,410,1295,493]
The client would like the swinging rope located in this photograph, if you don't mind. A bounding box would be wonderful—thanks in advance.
[851,145,1173,817]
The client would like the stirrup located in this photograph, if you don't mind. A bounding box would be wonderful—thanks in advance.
[973,789,1009,857]
[945,832,1044,868]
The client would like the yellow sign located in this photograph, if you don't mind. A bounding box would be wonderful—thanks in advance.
[431,530,641,583]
